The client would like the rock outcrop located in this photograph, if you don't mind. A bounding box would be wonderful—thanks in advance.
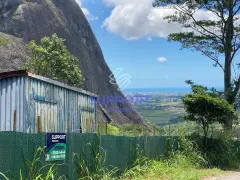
[0,0,144,124]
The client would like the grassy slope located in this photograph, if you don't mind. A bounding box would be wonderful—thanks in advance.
[119,157,224,180]
[133,100,185,126]
[134,108,184,126]
[121,163,222,180]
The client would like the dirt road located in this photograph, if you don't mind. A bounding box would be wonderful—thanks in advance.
[204,172,240,180]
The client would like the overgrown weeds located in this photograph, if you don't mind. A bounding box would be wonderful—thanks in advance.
[0,38,8,46]
[163,121,240,169]
[73,141,118,180]
[189,134,240,169]
[96,122,163,136]
[71,136,224,180]
[120,137,221,180]
[0,147,65,180]
[0,134,236,180]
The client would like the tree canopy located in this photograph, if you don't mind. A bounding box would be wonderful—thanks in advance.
[154,0,240,130]
[24,34,84,88]
[182,81,234,137]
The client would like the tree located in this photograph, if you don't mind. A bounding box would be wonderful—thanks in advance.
[24,34,84,87]
[153,0,240,130]
[182,81,234,138]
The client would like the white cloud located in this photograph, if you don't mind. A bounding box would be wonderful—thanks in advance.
[76,0,82,6]
[76,0,98,21]
[102,0,218,40]
[157,57,167,63]
[81,7,99,21]
[146,37,152,41]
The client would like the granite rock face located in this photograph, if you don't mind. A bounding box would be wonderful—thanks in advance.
[0,0,144,124]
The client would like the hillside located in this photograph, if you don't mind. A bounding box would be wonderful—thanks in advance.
[0,0,143,124]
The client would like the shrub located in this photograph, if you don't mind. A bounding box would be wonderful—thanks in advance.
[182,81,234,138]
[190,134,240,169]
[0,38,8,46]
[23,34,84,87]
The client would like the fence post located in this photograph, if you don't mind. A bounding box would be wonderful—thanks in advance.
[80,124,82,133]
[13,110,17,131]
[37,116,42,133]
[105,122,108,135]
[97,124,100,133]
[67,118,70,132]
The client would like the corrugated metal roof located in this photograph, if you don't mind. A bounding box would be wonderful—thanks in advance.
[0,70,27,79]
[0,70,98,97]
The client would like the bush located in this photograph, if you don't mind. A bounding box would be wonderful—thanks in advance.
[120,137,220,180]
[96,121,163,137]
[189,134,240,169]
[23,34,84,87]
[0,38,8,46]
[182,81,234,138]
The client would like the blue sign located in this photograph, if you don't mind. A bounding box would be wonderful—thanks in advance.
[46,133,66,161]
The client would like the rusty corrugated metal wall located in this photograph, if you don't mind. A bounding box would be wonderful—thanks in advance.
[0,75,97,133]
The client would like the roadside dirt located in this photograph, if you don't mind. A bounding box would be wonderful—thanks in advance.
[203,172,240,180]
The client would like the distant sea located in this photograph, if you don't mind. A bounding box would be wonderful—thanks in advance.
[123,87,224,93]
[123,87,192,93]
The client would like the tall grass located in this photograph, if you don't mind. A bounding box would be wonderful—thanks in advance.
[73,141,118,180]
[189,134,240,169]
[120,136,221,180]
[120,158,222,180]
[0,147,65,180]
[70,135,224,180]
[0,134,237,180]
[97,122,163,136]
[162,121,240,169]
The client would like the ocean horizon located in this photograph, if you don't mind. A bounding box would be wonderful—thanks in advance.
[123,87,192,93]
[123,87,224,93]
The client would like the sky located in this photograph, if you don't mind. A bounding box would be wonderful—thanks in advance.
[77,0,224,89]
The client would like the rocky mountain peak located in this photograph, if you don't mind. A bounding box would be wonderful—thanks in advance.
[0,0,144,124]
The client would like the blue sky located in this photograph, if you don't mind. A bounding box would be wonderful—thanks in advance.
[78,0,224,89]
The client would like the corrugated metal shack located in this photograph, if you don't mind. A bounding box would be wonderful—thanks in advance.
[0,70,97,133]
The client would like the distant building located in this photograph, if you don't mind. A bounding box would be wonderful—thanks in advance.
[0,70,97,133]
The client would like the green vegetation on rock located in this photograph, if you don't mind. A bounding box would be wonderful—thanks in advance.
[44,0,66,28]
[0,38,8,46]
[23,34,85,87]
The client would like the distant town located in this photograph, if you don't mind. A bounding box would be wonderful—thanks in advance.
[124,92,187,126]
